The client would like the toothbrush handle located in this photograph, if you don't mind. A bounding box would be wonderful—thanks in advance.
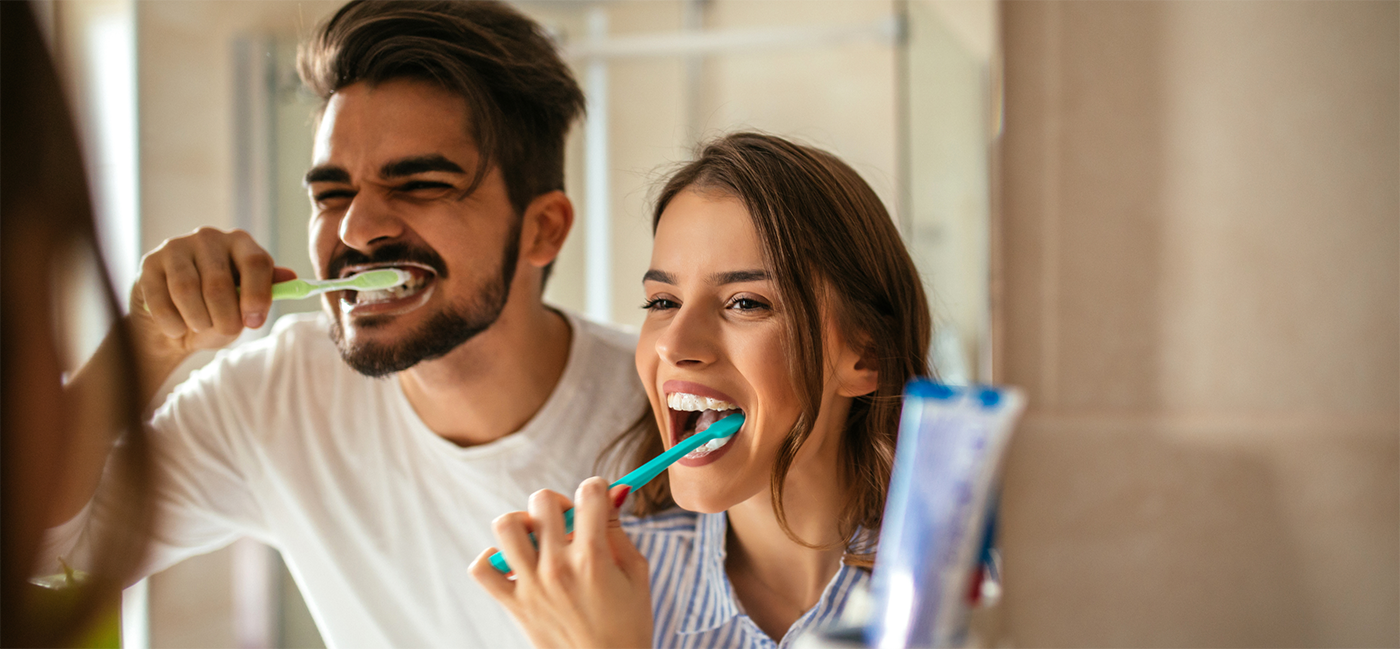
[144,277,314,312]
[488,413,744,574]
[614,413,745,489]
[271,279,316,301]
[141,277,326,312]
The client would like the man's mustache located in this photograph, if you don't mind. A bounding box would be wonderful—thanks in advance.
[326,243,449,279]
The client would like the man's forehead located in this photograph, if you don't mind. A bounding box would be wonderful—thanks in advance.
[310,80,480,176]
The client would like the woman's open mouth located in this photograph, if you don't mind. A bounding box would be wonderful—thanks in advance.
[337,262,437,318]
[665,382,745,466]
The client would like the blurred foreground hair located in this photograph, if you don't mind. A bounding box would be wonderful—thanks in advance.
[2,3,154,645]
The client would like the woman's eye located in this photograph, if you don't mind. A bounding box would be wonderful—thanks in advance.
[641,297,679,311]
[727,296,771,312]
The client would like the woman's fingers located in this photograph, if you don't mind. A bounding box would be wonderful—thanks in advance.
[572,477,615,560]
[482,482,655,649]
[491,511,540,580]
[612,525,650,585]
[527,489,573,555]
[602,483,649,580]
[469,546,516,600]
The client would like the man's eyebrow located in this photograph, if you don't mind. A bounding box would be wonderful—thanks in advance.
[303,165,350,186]
[643,269,676,284]
[381,155,466,179]
[711,269,770,284]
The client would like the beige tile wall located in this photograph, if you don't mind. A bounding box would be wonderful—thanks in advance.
[997,1,1399,646]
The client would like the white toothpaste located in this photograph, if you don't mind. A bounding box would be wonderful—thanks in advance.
[667,392,740,458]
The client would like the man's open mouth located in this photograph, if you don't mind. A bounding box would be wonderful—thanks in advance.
[667,391,744,459]
[337,262,437,316]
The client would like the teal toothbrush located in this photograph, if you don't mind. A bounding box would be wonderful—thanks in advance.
[269,268,413,301]
[489,412,745,573]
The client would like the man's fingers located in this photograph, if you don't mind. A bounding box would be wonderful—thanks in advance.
[271,266,298,284]
[164,256,214,333]
[138,262,187,338]
[469,546,517,600]
[231,234,274,329]
[192,234,243,337]
[492,511,539,580]
[573,477,614,560]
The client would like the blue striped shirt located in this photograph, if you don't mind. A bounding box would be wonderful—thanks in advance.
[622,509,869,649]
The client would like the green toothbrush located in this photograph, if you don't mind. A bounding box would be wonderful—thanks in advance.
[269,268,413,301]
[489,412,745,573]
[140,268,413,312]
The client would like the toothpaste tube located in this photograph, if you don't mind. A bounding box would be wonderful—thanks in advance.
[865,381,1025,649]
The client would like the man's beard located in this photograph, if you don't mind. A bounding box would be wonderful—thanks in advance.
[328,225,520,378]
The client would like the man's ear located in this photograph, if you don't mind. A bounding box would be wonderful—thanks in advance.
[521,190,574,268]
[835,344,879,398]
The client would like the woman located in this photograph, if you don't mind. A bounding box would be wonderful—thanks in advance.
[471,132,930,648]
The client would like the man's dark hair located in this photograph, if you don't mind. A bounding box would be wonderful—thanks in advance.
[298,0,586,217]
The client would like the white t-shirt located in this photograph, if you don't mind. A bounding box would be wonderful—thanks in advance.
[46,309,647,648]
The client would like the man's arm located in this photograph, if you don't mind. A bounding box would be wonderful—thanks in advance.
[48,228,293,527]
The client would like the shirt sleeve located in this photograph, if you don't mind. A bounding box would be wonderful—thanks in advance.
[40,345,272,581]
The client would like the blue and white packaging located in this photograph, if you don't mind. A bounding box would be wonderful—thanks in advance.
[865,381,1025,649]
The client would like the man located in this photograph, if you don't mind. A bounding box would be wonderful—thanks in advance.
[44,2,646,646]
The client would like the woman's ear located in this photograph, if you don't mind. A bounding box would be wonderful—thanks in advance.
[835,343,879,398]
[521,190,574,268]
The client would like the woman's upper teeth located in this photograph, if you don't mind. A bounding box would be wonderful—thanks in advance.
[667,392,738,412]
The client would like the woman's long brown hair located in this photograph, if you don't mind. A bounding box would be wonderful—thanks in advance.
[2,3,154,645]
[603,132,931,568]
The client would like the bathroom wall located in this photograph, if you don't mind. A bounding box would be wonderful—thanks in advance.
[997,1,1399,645]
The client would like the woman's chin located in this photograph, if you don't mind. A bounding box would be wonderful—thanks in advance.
[669,484,734,514]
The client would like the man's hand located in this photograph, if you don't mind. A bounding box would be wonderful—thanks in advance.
[47,228,295,527]
[127,228,296,397]
[471,478,653,649]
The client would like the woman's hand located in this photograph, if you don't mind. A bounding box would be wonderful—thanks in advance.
[471,477,653,649]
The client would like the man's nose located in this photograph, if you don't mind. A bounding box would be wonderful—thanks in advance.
[655,305,719,368]
[338,193,405,250]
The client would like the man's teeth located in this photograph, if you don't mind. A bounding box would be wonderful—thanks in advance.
[667,392,738,412]
[354,271,427,304]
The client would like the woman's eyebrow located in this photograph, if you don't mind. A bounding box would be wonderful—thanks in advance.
[711,269,769,285]
[642,269,769,285]
[643,269,676,284]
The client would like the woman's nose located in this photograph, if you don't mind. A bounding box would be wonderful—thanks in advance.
[655,306,719,368]
[338,193,405,250]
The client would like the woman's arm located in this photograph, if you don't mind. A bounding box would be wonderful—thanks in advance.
[471,477,654,649]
